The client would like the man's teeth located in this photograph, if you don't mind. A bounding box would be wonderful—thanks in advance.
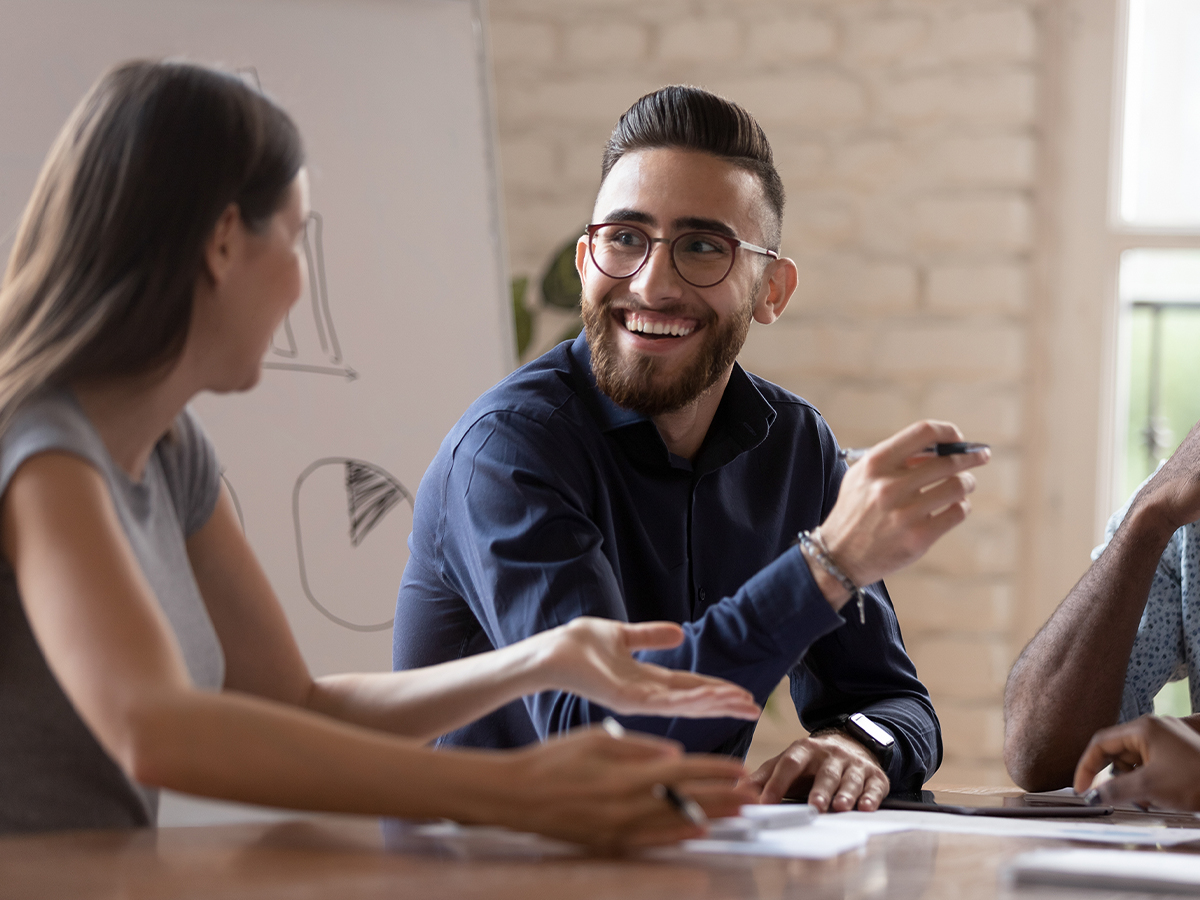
[624,313,694,337]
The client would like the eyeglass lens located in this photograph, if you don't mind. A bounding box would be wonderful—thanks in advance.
[589,224,735,288]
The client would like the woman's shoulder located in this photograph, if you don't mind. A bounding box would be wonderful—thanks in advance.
[0,388,106,480]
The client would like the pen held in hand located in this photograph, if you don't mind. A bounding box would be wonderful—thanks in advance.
[838,441,991,465]
[600,716,626,739]
[653,782,708,828]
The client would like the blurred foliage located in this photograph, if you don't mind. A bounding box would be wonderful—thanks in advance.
[511,275,532,360]
[511,235,584,363]
[541,239,582,310]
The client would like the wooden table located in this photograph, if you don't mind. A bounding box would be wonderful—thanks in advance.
[3,791,1198,899]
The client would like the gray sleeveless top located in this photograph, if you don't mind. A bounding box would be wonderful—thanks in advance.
[0,390,224,832]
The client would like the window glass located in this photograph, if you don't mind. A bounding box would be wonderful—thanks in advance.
[1119,0,1200,227]
[1118,249,1200,499]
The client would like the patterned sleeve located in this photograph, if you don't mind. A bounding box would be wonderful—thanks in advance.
[1092,471,1189,723]
[157,407,223,537]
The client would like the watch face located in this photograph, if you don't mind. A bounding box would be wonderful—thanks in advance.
[850,713,895,748]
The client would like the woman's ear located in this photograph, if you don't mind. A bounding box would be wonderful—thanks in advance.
[202,204,243,286]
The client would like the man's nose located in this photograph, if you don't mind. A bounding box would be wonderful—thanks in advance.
[628,240,685,302]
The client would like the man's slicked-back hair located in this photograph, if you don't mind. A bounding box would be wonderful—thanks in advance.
[601,85,784,249]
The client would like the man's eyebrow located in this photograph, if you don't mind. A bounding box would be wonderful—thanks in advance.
[599,209,656,226]
[598,210,739,239]
[673,217,737,238]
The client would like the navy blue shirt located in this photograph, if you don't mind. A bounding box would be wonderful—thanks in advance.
[395,334,941,791]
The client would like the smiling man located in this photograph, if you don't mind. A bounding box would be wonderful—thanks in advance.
[394,86,988,810]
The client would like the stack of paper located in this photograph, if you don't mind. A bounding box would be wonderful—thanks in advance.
[1005,849,1200,893]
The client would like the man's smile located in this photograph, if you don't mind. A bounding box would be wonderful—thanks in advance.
[616,309,700,340]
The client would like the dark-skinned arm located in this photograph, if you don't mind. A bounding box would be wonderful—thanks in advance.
[1004,422,1200,791]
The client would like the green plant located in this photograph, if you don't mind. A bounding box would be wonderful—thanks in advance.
[511,275,532,359]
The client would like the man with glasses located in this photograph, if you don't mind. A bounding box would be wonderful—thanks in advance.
[394,86,988,811]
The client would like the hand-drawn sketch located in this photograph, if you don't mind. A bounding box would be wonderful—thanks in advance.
[293,457,413,632]
[236,67,357,382]
[263,210,358,381]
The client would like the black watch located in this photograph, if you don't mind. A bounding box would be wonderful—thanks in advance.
[838,713,895,768]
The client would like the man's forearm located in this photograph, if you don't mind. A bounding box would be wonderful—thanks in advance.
[1004,505,1176,790]
[529,549,844,747]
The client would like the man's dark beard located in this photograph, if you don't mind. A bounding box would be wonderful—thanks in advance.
[582,294,754,417]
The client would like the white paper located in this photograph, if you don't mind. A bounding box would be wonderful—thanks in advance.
[831,809,1200,847]
[1005,848,1200,893]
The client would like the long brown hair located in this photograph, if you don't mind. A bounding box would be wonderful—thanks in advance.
[0,59,303,429]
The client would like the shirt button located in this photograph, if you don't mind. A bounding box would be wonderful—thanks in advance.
[698,588,706,603]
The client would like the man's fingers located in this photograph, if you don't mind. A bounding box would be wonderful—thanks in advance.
[743,754,779,790]
[858,772,890,811]
[1097,768,1152,808]
[868,420,965,469]
[760,743,814,805]
[830,766,865,812]
[1073,724,1146,793]
[807,756,846,812]
[909,471,976,519]
[915,498,971,544]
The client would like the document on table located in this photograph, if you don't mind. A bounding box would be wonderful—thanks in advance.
[385,805,1200,862]
[830,809,1200,847]
[1004,849,1200,893]
[387,807,881,861]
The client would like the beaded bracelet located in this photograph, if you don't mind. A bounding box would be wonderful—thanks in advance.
[796,527,865,624]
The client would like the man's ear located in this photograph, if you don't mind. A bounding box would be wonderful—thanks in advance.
[202,203,243,286]
[753,256,798,325]
[575,235,589,281]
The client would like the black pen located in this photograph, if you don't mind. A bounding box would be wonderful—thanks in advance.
[653,782,708,828]
[838,441,990,465]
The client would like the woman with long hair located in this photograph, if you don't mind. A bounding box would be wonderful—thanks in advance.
[0,60,759,845]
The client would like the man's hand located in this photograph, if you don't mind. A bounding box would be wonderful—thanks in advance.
[742,731,889,811]
[816,420,989,598]
[1130,419,1200,539]
[1074,715,1200,811]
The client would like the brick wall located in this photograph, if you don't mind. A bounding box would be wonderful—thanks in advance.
[488,0,1044,787]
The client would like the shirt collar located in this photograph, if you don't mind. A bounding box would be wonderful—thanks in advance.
[568,330,776,472]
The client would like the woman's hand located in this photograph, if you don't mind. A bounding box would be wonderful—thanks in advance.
[495,728,753,849]
[534,617,761,721]
[1073,715,1200,810]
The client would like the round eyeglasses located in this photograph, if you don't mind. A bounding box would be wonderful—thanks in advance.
[584,223,778,288]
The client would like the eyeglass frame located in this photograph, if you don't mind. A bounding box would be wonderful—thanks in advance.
[583,222,779,288]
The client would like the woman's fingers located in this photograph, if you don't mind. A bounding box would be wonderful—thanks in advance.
[616,620,685,651]
[508,730,757,850]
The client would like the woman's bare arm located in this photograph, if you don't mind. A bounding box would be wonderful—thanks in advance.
[187,486,760,741]
[0,453,752,846]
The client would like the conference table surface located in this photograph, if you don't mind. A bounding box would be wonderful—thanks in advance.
[5,788,1199,900]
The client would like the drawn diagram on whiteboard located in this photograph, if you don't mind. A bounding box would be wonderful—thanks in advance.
[293,457,413,632]
[263,210,358,381]
[233,67,355,381]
